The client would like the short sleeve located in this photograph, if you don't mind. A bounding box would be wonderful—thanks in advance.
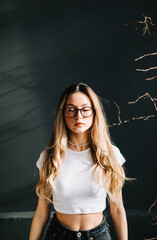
[112,145,126,166]
[36,151,44,170]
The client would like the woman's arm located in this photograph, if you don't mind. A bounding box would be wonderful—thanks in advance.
[110,190,128,240]
[29,171,51,240]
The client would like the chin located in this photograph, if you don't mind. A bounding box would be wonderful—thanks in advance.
[72,128,90,134]
[73,130,86,134]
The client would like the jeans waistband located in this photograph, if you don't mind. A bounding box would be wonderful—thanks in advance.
[51,213,108,236]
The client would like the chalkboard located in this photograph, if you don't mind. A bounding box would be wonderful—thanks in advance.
[0,0,157,214]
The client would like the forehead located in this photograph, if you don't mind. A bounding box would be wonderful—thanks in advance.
[66,92,92,106]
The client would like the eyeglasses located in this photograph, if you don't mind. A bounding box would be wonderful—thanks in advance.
[63,106,95,118]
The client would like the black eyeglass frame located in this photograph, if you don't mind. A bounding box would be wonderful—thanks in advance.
[63,106,95,118]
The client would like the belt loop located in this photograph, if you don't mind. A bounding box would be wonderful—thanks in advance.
[86,230,94,240]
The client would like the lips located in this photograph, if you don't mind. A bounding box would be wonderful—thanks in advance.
[74,122,85,126]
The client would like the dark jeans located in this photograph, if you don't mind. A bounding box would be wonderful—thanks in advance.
[45,213,111,240]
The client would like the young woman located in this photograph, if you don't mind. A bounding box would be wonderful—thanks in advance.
[29,83,128,240]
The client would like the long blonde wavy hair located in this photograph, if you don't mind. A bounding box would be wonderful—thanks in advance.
[36,83,126,205]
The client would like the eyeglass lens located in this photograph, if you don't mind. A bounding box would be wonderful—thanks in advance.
[64,107,93,118]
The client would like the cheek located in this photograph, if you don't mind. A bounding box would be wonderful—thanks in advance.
[88,116,94,127]
[65,117,73,128]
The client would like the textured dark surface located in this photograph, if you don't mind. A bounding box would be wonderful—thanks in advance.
[0,1,157,239]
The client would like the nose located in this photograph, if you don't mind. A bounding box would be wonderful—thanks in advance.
[75,109,83,118]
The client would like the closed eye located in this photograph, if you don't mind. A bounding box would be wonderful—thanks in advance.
[82,107,92,111]
[67,108,76,112]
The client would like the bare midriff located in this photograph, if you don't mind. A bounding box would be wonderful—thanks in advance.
[56,211,104,231]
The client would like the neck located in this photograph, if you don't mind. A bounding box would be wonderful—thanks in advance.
[68,133,90,151]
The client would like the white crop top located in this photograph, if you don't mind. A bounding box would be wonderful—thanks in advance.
[36,145,125,214]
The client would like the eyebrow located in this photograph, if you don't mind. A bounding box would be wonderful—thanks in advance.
[66,103,91,107]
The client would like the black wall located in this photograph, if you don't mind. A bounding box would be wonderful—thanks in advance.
[0,0,157,213]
